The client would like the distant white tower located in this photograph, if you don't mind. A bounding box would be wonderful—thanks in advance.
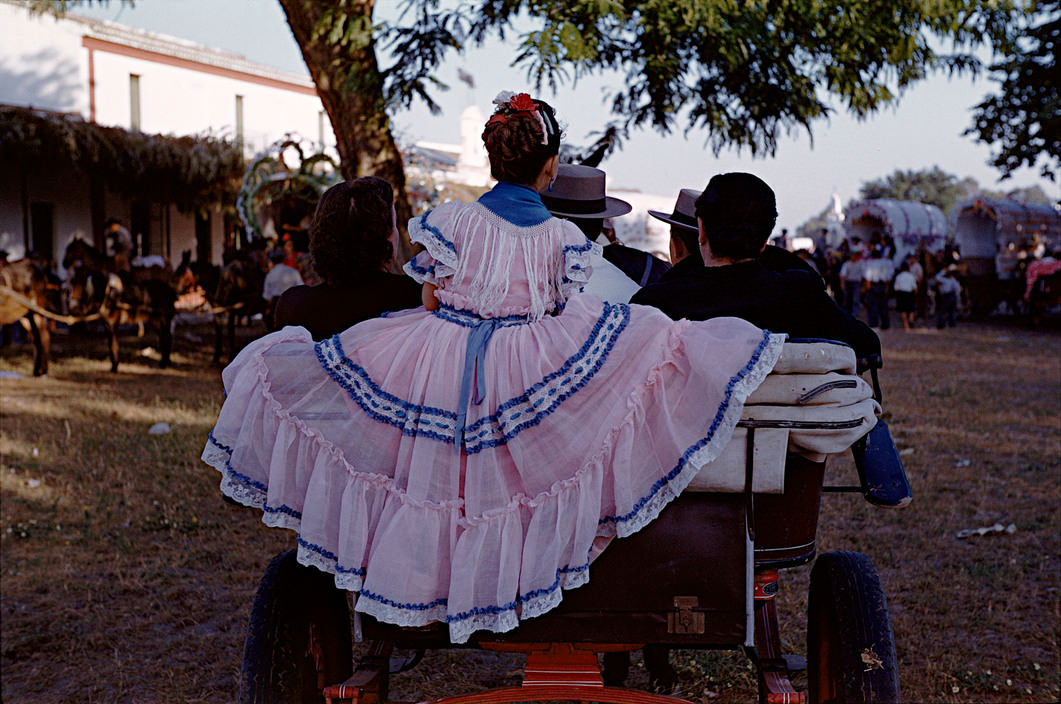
[824,190,846,248]
[458,105,490,186]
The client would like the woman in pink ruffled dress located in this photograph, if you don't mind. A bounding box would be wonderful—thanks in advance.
[203,91,786,644]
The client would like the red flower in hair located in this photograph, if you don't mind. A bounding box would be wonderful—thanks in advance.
[509,93,536,112]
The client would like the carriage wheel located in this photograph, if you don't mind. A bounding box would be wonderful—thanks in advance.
[239,550,353,704]
[807,551,900,704]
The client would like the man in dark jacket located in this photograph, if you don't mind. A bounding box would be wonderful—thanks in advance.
[631,172,880,361]
[620,173,882,693]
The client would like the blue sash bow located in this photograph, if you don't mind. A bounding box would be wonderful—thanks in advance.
[436,305,531,450]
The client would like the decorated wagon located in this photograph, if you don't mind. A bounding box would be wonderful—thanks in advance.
[952,197,1061,315]
[843,199,947,262]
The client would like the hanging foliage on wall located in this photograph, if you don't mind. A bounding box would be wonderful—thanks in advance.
[0,104,245,211]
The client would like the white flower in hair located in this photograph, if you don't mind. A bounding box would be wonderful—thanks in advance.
[492,91,517,107]
[531,111,548,145]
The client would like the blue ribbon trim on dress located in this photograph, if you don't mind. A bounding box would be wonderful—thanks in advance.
[462,302,628,454]
[208,431,305,519]
[353,557,591,624]
[314,303,630,451]
[598,328,775,528]
[210,428,596,627]
[562,240,595,255]
[314,335,459,444]
[413,209,457,255]
[405,254,436,277]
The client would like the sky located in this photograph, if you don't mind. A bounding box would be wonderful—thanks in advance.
[73,0,1058,233]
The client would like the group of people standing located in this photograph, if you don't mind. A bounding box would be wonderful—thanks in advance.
[825,235,963,331]
[202,91,881,692]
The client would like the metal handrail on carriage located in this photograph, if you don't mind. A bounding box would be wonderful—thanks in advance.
[236,340,911,704]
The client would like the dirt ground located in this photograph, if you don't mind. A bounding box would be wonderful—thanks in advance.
[1,315,1058,703]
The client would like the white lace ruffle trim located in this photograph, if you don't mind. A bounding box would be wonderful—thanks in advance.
[561,239,602,298]
[406,208,459,284]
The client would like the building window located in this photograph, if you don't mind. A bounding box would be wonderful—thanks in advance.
[235,95,244,150]
[129,74,141,131]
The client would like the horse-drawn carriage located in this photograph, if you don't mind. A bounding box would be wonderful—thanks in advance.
[234,340,911,704]
[0,242,176,375]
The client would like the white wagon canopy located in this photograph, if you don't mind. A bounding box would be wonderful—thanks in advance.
[954,197,1061,275]
[844,199,947,261]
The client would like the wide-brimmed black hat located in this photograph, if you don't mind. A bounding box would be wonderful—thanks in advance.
[648,188,701,233]
[540,164,632,219]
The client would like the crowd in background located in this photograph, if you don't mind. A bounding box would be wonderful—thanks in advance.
[774,227,1059,332]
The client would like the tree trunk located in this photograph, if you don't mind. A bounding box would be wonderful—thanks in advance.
[277,0,413,250]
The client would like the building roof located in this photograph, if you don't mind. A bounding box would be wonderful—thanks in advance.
[5,0,315,93]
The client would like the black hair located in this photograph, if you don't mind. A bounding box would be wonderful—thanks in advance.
[309,177,395,287]
[694,173,777,261]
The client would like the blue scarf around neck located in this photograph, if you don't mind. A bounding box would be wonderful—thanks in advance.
[477,181,553,227]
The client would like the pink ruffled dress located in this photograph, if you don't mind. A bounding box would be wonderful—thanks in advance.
[203,182,785,644]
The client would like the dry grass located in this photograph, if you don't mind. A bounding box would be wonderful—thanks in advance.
[1,318,1058,703]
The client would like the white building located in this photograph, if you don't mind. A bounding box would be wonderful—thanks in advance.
[0,0,334,268]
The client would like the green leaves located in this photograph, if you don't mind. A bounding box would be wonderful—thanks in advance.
[283,0,1030,166]
[965,1,1060,181]
[858,166,971,214]
[457,0,1026,156]
[26,0,136,18]
[379,2,467,113]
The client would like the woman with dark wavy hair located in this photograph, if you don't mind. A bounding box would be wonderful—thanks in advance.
[273,177,421,339]
[205,91,784,645]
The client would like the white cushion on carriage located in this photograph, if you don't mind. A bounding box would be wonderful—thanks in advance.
[771,341,857,375]
[687,342,878,494]
[741,396,880,461]
[746,372,874,406]
[687,426,790,494]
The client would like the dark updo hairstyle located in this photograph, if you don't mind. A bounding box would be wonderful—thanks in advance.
[309,177,395,287]
[695,172,778,261]
[481,93,562,185]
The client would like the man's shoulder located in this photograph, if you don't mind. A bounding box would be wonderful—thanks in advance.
[631,275,693,303]
[630,267,717,317]
[774,266,824,291]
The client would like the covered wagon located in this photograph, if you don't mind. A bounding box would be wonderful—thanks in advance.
[953,197,1061,314]
[844,198,947,262]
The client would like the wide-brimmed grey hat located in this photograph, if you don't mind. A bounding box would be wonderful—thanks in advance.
[540,164,632,219]
[648,188,701,233]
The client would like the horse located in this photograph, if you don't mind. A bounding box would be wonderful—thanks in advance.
[211,246,269,364]
[62,237,118,274]
[174,249,221,302]
[0,257,54,376]
[62,239,177,373]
